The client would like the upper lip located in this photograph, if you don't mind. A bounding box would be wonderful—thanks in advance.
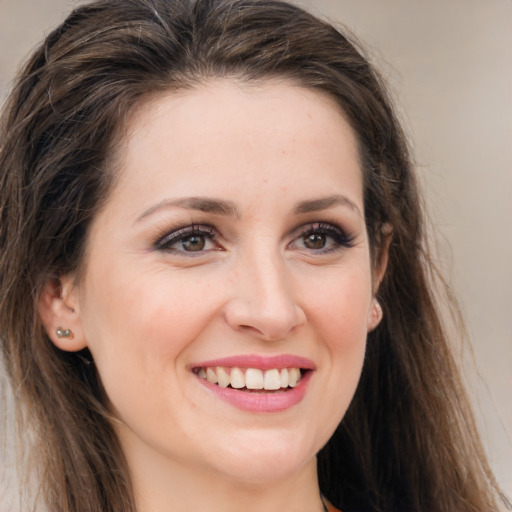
[191,354,316,371]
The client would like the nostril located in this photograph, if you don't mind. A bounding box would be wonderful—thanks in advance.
[237,323,271,338]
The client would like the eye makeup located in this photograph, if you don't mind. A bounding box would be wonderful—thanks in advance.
[153,224,221,254]
[291,222,356,253]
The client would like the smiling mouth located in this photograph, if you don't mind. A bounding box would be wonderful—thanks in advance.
[193,366,306,392]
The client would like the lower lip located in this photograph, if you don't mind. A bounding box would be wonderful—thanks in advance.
[196,371,312,413]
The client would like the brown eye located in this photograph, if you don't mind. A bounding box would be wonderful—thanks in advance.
[290,222,355,254]
[181,235,206,251]
[303,232,326,249]
[155,225,218,254]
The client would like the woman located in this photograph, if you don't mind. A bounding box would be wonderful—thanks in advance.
[0,0,508,511]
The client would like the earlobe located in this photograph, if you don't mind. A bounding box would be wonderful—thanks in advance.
[367,298,383,332]
[38,276,87,352]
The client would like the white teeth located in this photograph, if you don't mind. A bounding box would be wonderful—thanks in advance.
[217,367,230,388]
[230,367,245,389]
[280,368,289,388]
[206,367,218,384]
[288,367,301,388]
[263,369,281,390]
[245,368,264,390]
[197,366,303,390]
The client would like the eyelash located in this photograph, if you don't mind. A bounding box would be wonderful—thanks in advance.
[153,222,355,255]
[292,222,355,253]
[154,224,219,254]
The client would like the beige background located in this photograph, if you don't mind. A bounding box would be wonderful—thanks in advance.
[1,0,510,504]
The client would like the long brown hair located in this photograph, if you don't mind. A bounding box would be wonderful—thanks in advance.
[0,1,508,511]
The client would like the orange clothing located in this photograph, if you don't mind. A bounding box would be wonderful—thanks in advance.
[324,498,342,512]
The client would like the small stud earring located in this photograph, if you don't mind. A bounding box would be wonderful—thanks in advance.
[56,327,74,340]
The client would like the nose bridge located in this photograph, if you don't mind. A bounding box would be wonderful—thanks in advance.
[226,239,305,340]
[248,245,291,311]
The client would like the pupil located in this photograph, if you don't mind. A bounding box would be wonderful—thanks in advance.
[305,233,326,249]
[182,235,205,251]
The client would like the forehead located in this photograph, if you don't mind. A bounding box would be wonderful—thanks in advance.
[123,80,358,169]
[103,79,363,219]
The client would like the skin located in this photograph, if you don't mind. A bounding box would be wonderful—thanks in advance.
[40,80,385,512]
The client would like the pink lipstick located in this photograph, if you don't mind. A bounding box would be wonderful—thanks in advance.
[191,354,315,413]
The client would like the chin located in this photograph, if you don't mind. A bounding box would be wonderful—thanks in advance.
[202,428,319,485]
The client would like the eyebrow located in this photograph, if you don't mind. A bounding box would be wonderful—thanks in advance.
[136,196,240,222]
[136,193,361,222]
[294,195,362,217]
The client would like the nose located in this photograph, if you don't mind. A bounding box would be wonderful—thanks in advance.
[224,249,306,341]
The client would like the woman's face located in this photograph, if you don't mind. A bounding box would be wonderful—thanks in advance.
[64,80,381,487]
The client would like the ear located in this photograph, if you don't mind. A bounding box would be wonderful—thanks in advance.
[372,222,392,295]
[38,275,87,352]
[367,223,392,332]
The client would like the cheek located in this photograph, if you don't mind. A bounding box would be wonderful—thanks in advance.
[308,264,372,343]
[133,272,224,355]
[80,265,227,404]
[306,267,371,432]
[79,270,219,430]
